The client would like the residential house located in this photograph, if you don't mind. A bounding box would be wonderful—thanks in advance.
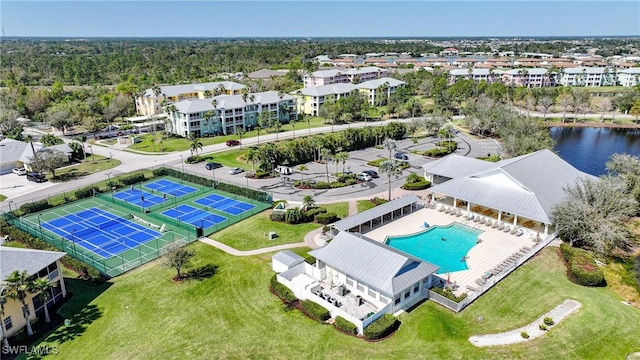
[135,81,246,116]
[0,247,67,339]
[0,139,73,174]
[168,91,297,137]
[274,230,439,334]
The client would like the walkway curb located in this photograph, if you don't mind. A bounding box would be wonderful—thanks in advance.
[198,237,307,256]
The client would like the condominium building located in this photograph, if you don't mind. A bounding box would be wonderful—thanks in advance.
[293,77,406,115]
[614,68,640,87]
[501,68,555,88]
[169,91,296,137]
[135,81,246,116]
[303,67,388,87]
[449,69,502,84]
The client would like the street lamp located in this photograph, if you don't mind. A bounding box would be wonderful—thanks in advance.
[109,151,113,162]
[211,167,216,189]
[37,213,44,240]
[105,172,112,187]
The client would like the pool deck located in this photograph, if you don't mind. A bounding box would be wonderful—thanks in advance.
[365,207,539,296]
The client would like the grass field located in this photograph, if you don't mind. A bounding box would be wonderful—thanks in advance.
[127,117,329,153]
[323,202,349,219]
[212,210,316,250]
[25,246,640,359]
[356,199,378,213]
[49,155,121,182]
[201,149,250,170]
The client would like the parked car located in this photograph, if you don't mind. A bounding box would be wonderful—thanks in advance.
[229,167,244,175]
[26,172,47,183]
[394,152,409,160]
[276,165,292,175]
[225,139,241,146]
[356,173,372,182]
[362,170,379,178]
[205,162,223,170]
[12,168,27,175]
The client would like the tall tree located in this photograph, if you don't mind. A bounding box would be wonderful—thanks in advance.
[29,148,67,177]
[538,97,554,121]
[302,195,316,211]
[29,278,56,323]
[161,241,195,280]
[245,147,259,173]
[298,164,308,185]
[189,136,203,157]
[319,148,333,184]
[379,159,402,200]
[382,138,397,160]
[4,271,34,336]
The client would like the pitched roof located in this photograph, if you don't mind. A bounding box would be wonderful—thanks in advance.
[143,81,246,98]
[248,69,289,79]
[502,68,549,75]
[294,83,358,97]
[355,77,406,90]
[174,91,295,114]
[427,150,597,224]
[563,67,607,75]
[343,66,384,75]
[0,247,65,280]
[272,250,304,268]
[308,232,439,296]
[0,138,30,164]
[332,194,420,231]
[422,155,494,179]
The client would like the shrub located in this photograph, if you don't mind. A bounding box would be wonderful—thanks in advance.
[330,181,346,188]
[304,254,316,264]
[120,173,146,186]
[19,199,50,215]
[544,316,554,326]
[430,287,468,303]
[335,316,358,334]
[363,314,399,340]
[254,170,271,179]
[304,207,327,222]
[315,212,338,224]
[539,323,548,331]
[75,186,100,200]
[184,155,203,164]
[520,331,530,339]
[315,181,330,189]
[285,207,305,224]
[152,168,169,177]
[402,177,431,190]
[371,197,389,206]
[322,225,330,233]
[560,244,605,286]
[300,300,330,322]
[270,275,297,304]
[345,178,357,185]
[269,211,286,222]
[423,147,455,157]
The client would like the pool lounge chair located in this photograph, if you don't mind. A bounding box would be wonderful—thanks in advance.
[456,209,462,217]
[466,285,478,292]
[492,221,499,228]
[476,278,486,286]
[497,223,504,230]
[503,225,511,233]
[515,228,524,236]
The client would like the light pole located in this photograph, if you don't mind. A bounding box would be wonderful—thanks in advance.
[8,200,13,213]
[211,168,216,189]
[109,151,113,163]
[37,213,44,240]
[179,155,185,175]
[105,172,112,187]
[71,229,78,257]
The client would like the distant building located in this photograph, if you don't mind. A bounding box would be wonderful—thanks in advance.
[616,68,640,87]
[135,81,246,116]
[439,48,459,57]
[247,69,290,80]
[501,68,555,88]
[303,67,387,87]
[559,67,608,87]
[168,91,296,137]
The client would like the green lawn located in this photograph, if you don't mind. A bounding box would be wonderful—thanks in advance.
[126,117,330,153]
[1,240,28,248]
[356,199,378,213]
[49,155,121,182]
[0,194,6,202]
[212,210,317,250]
[25,246,640,359]
[201,149,251,170]
[322,202,349,219]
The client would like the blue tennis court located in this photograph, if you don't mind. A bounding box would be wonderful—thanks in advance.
[40,208,162,258]
[161,204,226,229]
[113,188,166,207]
[144,179,197,197]
[194,193,256,216]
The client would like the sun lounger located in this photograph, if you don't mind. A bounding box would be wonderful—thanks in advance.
[503,225,511,232]
[475,278,486,286]
[515,228,524,236]
[456,209,462,217]
[466,285,477,292]
[522,246,531,251]
[497,223,504,230]
[492,221,499,228]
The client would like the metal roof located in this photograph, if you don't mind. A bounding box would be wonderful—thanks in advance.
[355,77,406,90]
[563,67,607,75]
[173,91,295,114]
[143,81,245,98]
[422,155,494,179]
[0,138,30,164]
[308,232,439,296]
[332,194,420,231]
[272,250,304,268]
[294,83,358,97]
[0,247,65,280]
[428,150,597,224]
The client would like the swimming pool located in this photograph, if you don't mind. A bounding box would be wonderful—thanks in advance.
[385,223,482,274]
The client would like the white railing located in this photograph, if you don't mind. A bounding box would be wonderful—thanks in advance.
[431,232,557,313]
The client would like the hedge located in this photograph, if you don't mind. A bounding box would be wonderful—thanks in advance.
[560,244,605,286]
[120,173,146,186]
[315,212,338,224]
[184,155,203,164]
[315,182,330,189]
[331,182,346,188]
[304,207,327,222]
[0,220,104,282]
[363,314,399,340]
[403,180,431,190]
[430,287,469,303]
[19,199,51,215]
[270,275,297,304]
[269,211,286,222]
[335,316,358,334]
[75,186,100,200]
[300,300,330,322]
[423,147,455,157]
[367,158,410,170]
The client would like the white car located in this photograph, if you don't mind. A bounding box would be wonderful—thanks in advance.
[12,168,27,175]
[229,167,244,175]
[356,173,372,182]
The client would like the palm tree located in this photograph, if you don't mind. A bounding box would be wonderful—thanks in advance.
[298,164,308,185]
[203,90,212,98]
[245,147,259,173]
[236,128,245,149]
[29,277,56,323]
[382,138,397,160]
[271,116,281,141]
[25,134,38,163]
[379,160,402,201]
[379,109,386,125]
[189,136,203,157]
[4,270,34,336]
[155,133,164,152]
[0,287,10,347]
[319,148,333,184]
[302,195,316,211]
[335,151,350,173]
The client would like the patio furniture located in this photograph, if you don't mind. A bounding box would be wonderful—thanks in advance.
[515,228,524,236]
[503,225,511,233]
[467,285,478,292]
[476,278,486,286]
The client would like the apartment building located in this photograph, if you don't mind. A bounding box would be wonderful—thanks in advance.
[449,68,502,84]
[617,68,640,87]
[559,67,608,87]
[501,68,555,88]
[169,91,297,137]
[135,81,246,116]
[303,67,388,87]
[293,77,406,115]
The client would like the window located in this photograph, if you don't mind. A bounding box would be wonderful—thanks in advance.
[414,283,420,294]
[380,295,389,304]
[346,278,353,286]
[3,316,12,330]
[394,296,401,305]
[368,288,377,298]
[357,283,365,292]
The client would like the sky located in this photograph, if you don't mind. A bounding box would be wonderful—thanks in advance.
[1,1,639,38]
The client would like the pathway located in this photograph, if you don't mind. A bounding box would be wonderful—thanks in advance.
[198,237,306,256]
[468,299,582,347]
